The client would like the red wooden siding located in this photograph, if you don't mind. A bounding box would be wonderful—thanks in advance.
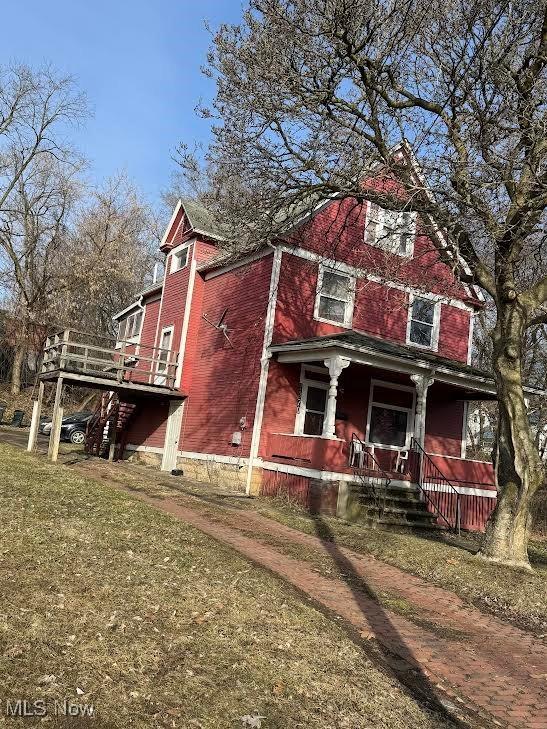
[273,251,471,362]
[289,194,472,300]
[124,399,169,449]
[140,296,161,349]
[260,471,338,515]
[180,254,273,457]
[424,384,465,457]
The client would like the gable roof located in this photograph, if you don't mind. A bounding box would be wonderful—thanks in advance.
[180,198,226,241]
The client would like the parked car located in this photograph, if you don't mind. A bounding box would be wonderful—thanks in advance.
[39,411,93,444]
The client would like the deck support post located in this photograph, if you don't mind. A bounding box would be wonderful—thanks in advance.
[410,373,434,448]
[27,381,45,452]
[48,376,64,462]
[323,356,351,438]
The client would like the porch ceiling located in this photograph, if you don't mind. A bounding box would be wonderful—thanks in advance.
[269,331,544,400]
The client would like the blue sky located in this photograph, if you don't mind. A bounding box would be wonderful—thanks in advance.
[1,0,243,207]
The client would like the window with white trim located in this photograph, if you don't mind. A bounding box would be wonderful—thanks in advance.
[366,381,415,450]
[154,326,174,385]
[295,366,330,436]
[314,265,355,326]
[407,296,440,349]
[170,244,190,273]
[117,309,143,343]
[366,203,416,257]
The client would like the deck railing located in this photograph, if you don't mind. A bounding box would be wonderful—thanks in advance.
[41,329,179,390]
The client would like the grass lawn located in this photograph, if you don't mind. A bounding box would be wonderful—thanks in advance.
[83,459,547,637]
[0,444,454,729]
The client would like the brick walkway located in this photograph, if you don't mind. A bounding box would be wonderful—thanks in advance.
[110,483,547,728]
[9,429,545,726]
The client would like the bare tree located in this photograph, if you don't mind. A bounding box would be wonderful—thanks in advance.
[0,63,87,392]
[0,154,82,393]
[56,174,158,336]
[193,0,547,567]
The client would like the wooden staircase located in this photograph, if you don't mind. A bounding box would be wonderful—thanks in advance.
[85,392,137,460]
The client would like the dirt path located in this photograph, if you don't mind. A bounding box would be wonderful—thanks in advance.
[94,475,547,729]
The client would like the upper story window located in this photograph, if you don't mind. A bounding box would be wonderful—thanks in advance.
[118,309,143,344]
[170,244,190,274]
[366,203,416,257]
[314,264,355,327]
[407,296,440,350]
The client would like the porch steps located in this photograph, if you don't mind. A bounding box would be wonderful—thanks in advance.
[353,482,441,532]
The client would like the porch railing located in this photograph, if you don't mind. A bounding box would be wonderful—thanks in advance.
[409,437,461,534]
[349,433,391,517]
[41,329,179,390]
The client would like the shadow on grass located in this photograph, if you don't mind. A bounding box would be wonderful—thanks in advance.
[310,512,465,726]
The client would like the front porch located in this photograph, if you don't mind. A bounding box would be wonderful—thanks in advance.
[259,331,500,531]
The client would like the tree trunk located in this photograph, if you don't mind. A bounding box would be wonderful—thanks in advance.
[10,342,25,396]
[478,302,545,568]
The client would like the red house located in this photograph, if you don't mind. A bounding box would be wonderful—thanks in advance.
[107,172,504,532]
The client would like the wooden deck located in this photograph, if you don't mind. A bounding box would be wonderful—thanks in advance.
[39,329,183,399]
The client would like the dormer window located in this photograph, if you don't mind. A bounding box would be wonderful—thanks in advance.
[314,264,355,327]
[366,203,416,257]
[170,244,190,274]
[407,296,440,350]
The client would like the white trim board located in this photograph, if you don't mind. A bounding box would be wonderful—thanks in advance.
[176,256,197,388]
[422,482,496,498]
[160,200,183,249]
[125,444,164,454]
[245,247,283,494]
[178,450,250,466]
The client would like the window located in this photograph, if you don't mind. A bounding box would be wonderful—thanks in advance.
[170,245,190,273]
[117,309,143,344]
[407,296,439,349]
[366,203,416,257]
[314,265,355,326]
[366,381,415,450]
[155,327,174,385]
[295,366,330,436]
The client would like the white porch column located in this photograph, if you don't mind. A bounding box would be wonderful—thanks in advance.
[323,356,350,438]
[410,373,434,447]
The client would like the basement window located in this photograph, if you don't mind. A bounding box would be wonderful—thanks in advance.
[366,203,416,257]
[314,265,355,326]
